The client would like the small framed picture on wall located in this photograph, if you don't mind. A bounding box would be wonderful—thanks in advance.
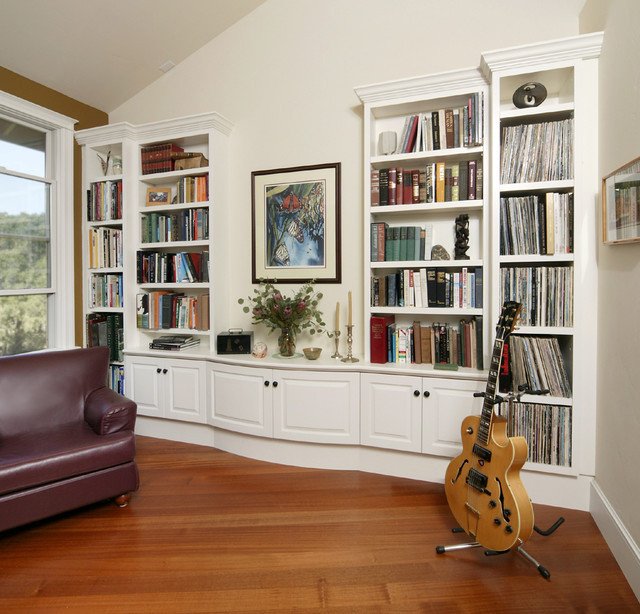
[602,156,640,244]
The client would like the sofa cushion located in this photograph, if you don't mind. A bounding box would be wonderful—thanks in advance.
[0,347,110,439]
[0,422,135,497]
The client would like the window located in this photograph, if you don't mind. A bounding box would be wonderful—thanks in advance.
[0,92,75,355]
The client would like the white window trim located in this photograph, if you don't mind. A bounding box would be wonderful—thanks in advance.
[0,90,77,350]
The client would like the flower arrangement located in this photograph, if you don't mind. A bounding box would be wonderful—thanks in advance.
[238,281,326,356]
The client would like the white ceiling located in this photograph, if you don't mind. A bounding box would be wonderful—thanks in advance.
[0,0,265,113]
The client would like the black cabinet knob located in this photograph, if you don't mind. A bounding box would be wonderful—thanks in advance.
[156,368,161,373]
[264,381,270,387]
[423,391,430,398]
[413,390,420,397]
[162,369,168,374]
[272,381,278,388]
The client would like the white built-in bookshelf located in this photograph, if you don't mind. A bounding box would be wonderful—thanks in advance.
[76,113,233,391]
[481,32,603,478]
[355,69,490,373]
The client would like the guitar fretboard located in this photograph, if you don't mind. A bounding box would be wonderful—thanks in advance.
[476,338,504,446]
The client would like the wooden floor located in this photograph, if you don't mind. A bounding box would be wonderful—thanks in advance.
[0,436,638,613]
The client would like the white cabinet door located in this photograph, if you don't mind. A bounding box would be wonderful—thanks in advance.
[360,373,422,452]
[273,370,359,444]
[125,355,205,423]
[125,356,163,418]
[165,359,206,424]
[421,377,485,457]
[209,362,273,437]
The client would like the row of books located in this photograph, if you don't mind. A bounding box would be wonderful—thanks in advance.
[108,364,125,395]
[149,334,201,351]
[392,94,484,155]
[88,227,122,269]
[136,250,209,284]
[86,312,123,362]
[500,118,574,184]
[500,265,573,327]
[500,193,574,256]
[371,267,482,309]
[136,291,210,331]
[508,335,572,398]
[141,208,209,244]
[370,316,483,368]
[89,273,123,308]
[507,402,572,467]
[177,175,208,204]
[87,180,122,222]
[371,159,482,206]
[370,223,433,262]
[141,142,184,175]
[612,182,640,240]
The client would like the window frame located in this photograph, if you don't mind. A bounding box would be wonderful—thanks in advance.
[0,91,76,352]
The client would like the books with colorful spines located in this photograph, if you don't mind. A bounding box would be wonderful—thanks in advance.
[379,168,389,207]
[396,168,403,205]
[141,142,184,162]
[431,111,441,150]
[388,168,397,206]
[371,169,380,206]
[436,162,446,202]
[403,169,412,204]
[370,315,395,364]
[426,268,437,307]
[468,160,477,200]
[444,109,455,149]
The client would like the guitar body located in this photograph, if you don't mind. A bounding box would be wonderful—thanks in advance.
[445,414,534,552]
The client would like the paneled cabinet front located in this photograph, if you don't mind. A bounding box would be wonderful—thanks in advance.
[208,363,360,444]
[273,370,360,444]
[361,372,484,455]
[125,355,207,423]
[208,362,273,437]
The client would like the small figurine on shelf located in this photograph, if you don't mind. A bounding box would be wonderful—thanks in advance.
[97,150,111,175]
[454,214,470,260]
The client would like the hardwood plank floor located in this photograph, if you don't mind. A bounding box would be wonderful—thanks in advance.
[0,436,637,613]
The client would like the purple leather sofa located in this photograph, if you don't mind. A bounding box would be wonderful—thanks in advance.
[0,346,139,532]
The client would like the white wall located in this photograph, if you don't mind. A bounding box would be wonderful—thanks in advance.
[110,0,580,353]
[581,0,640,550]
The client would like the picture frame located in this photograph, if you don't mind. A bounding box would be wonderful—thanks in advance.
[145,187,172,206]
[251,162,341,283]
[602,156,640,244]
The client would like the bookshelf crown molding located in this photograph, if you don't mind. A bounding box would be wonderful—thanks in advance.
[355,68,487,104]
[480,32,604,78]
[75,113,234,146]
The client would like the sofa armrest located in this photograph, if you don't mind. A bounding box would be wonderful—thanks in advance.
[85,387,137,435]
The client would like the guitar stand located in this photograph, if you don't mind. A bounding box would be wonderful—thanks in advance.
[436,515,565,579]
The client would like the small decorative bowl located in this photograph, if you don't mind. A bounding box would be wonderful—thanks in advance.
[303,347,322,360]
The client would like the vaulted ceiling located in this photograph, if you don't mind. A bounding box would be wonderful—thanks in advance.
[0,0,265,113]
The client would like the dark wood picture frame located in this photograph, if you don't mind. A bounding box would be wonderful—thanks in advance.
[251,162,341,283]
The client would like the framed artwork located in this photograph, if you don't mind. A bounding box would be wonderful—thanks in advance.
[251,162,341,283]
[146,187,171,206]
[602,156,640,244]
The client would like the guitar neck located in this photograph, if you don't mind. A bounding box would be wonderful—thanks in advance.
[476,337,504,446]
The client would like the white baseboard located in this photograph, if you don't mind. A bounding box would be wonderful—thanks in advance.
[590,480,640,601]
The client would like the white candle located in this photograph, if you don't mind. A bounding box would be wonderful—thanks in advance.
[348,291,353,326]
[335,301,340,331]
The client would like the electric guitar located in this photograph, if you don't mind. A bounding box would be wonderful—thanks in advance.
[444,301,534,552]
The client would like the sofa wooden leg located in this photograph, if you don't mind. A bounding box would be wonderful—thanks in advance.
[114,493,131,508]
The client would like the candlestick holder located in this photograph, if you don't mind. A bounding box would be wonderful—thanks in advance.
[341,324,359,363]
[331,330,342,359]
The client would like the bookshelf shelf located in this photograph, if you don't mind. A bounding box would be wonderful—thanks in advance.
[483,33,602,476]
[371,145,484,166]
[371,201,484,215]
[357,68,489,372]
[370,258,483,269]
[77,112,232,393]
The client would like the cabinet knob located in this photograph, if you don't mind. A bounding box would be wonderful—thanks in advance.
[423,391,430,398]
[156,368,161,374]
[272,381,278,388]
[162,368,168,374]
[413,390,420,397]
[264,381,270,387]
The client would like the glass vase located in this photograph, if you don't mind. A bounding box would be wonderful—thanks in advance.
[277,327,296,357]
